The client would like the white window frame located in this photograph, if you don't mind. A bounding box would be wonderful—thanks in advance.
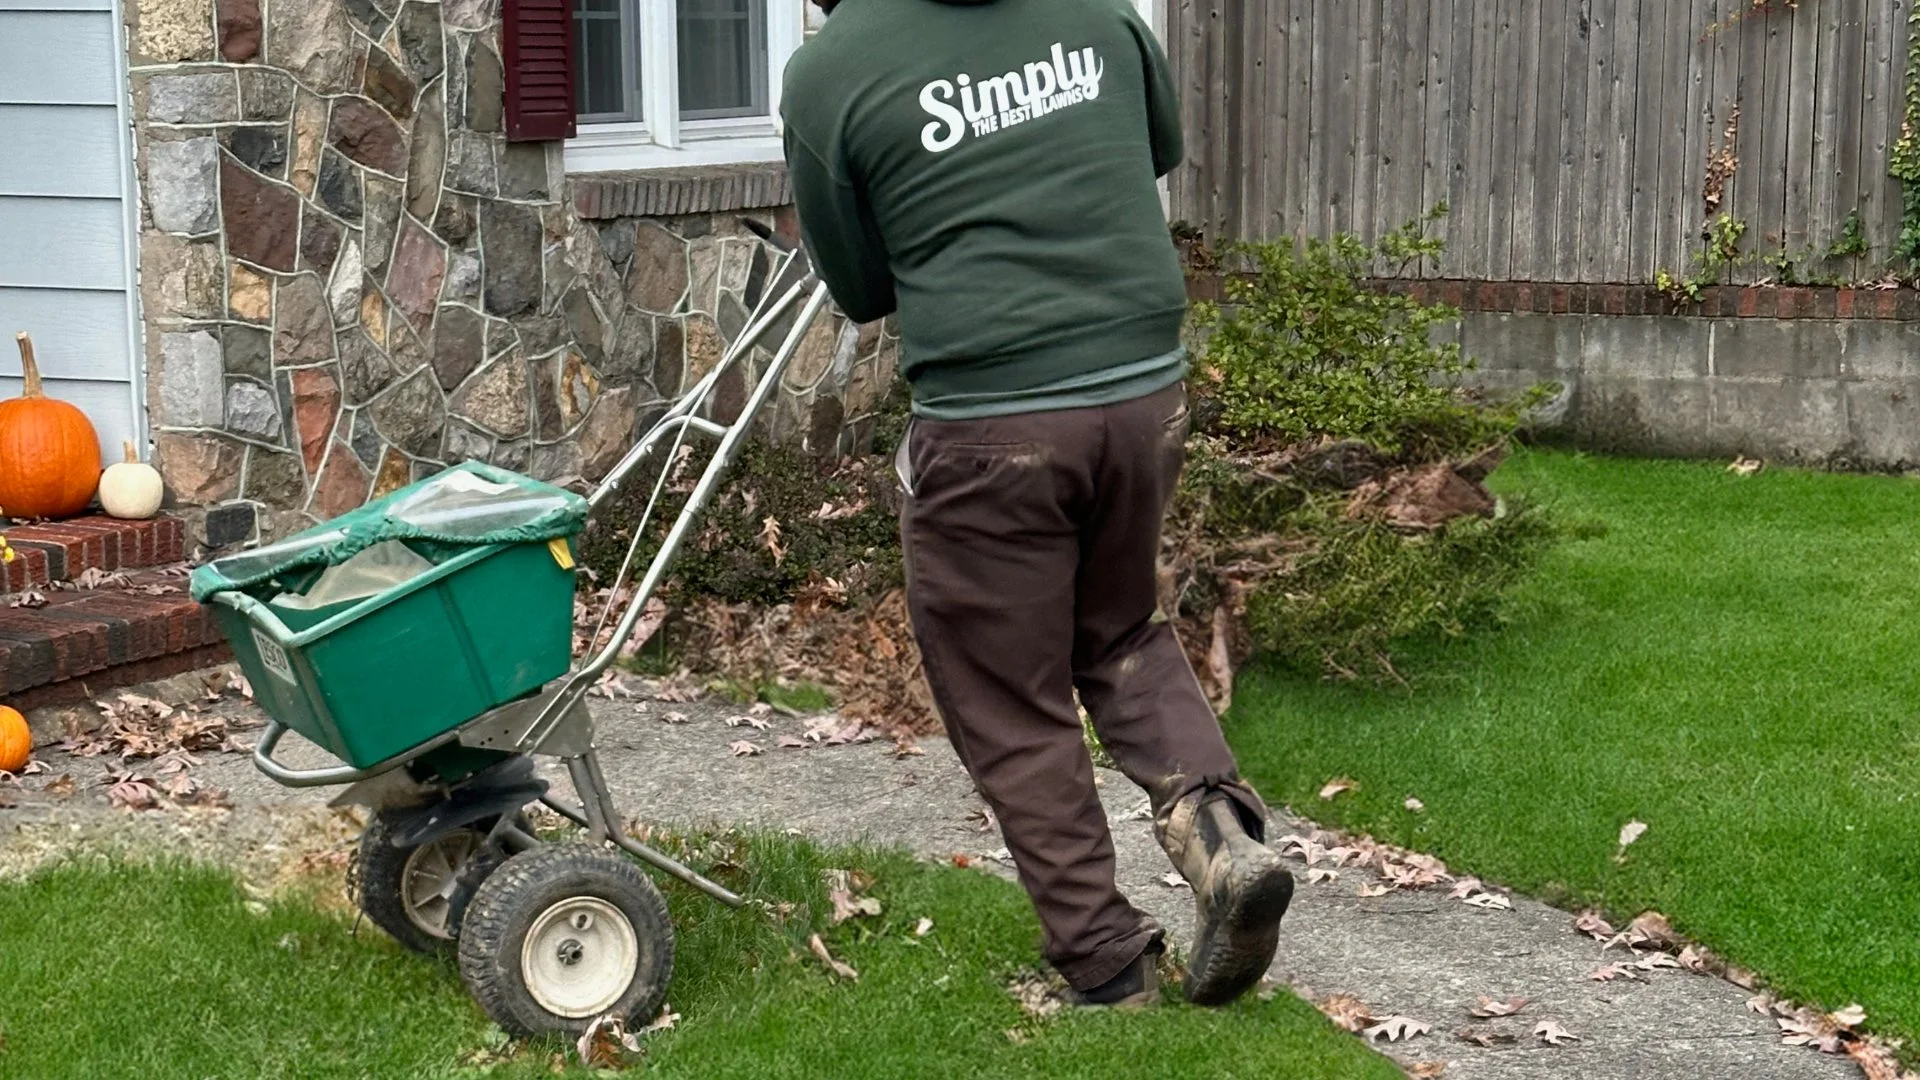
[565,0,804,173]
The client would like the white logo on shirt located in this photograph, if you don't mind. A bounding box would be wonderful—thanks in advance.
[918,43,1106,154]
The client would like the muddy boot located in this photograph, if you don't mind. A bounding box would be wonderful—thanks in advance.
[1069,938,1164,1009]
[1158,791,1293,1006]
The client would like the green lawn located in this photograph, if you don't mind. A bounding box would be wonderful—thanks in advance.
[0,840,1397,1080]
[1227,449,1920,1041]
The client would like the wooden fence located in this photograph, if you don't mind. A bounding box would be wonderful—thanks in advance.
[1166,0,1909,284]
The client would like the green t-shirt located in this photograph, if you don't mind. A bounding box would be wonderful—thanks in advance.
[781,0,1189,416]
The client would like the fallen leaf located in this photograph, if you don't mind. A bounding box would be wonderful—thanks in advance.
[1832,1004,1868,1029]
[589,671,638,700]
[1677,945,1716,973]
[1308,868,1340,885]
[725,714,772,731]
[1357,883,1393,898]
[20,759,48,776]
[913,917,934,938]
[1161,871,1192,890]
[759,516,788,564]
[892,737,925,759]
[776,735,808,749]
[1007,973,1064,1020]
[1623,911,1683,951]
[1470,996,1529,1019]
[1318,993,1375,1033]
[1573,911,1615,940]
[10,590,47,609]
[43,774,75,797]
[808,934,858,981]
[1534,1021,1580,1046]
[105,771,160,811]
[1404,796,1426,812]
[1463,893,1513,911]
[1407,1064,1448,1079]
[966,806,997,833]
[1633,953,1683,972]
[1319,777,1357,801]
[1746,994,1776,1015]
[1363,1015,1432,1043]
[1846,1040,1902,1080]
[1618,820,1649,847]
[575,1014,641,1069]
[828,889,883,925]
[660,711,690,725]
[637,1005,681,1036]
[727,740,763,757]
[1589,963,1644,983]
[1447,878,1483,900]
[1455,1027,1518,1048]
[1777,1012,1846,1054]
[1728,456,1764,475]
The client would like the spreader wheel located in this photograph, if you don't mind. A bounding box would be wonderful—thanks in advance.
[354,810,511,954]
[457,845,675,1037]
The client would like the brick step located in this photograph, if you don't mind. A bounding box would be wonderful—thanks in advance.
[0,566,225,703]
[2,515,188,592]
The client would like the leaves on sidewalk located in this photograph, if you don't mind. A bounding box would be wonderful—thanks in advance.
[1469,996,1529,1019]
[1363,1015,1432,1043]
[727,740,763,757]
[1317,993,1375,1033]
[1533,1021,1579,1046]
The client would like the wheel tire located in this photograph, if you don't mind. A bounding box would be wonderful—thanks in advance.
[355,811,512,954]
[457,846,675,1038]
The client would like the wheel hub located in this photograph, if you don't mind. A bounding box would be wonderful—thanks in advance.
[400,830,483,940]
[521,897,640,1019]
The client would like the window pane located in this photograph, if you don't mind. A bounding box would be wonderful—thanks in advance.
[573,0,632,119]
[678,0,766,118]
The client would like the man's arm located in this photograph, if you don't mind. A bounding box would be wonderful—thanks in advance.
[783,126,898,324]
[1129,11,1184,179]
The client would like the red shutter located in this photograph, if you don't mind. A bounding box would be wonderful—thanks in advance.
[502,0,577,142]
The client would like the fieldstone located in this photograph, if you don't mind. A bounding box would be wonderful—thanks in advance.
[446,132,497,196]
[267,0,359,94]
[407,83,447,220]
[372,448,412,497]
[239,69,296,121]
[300,206,343,273]
[576,388,636,479]
[465,42,503,133]
[370,368,447,456]
[215,0,261,61]
[227,262,271,322]
[559,352,600,429]
[342,0,391,35]
[140,232,220,320]
[226,379,283,440]
[159,331,225,428]
[244,446,307,506]
[410,459,445,484]
[512,313,566,356]
[326,237,363,321]
[674,214,712,240]
[203,503,257,548]
[444,422,491,463]
[684,313,722,382]
[274,274,336,365]
[742,243,769,307]
[484,315,517,357]
[712,363,747,426]
[450,351,528,436]
[624,223,687,313]
[385,219,446,331]
[433,196,475,246]
[337,328,396,404]
[289,92,328,196]
[808,394,846,455]
[563,286,608,368]
[360,286,389,348]
[445,251,481,303]
[394,2,444,80]
[136,0,214,62]
[155,433,242,504]
[222,325,271,378]
[310,440,372,516]
[491,439,528,472]
[653,318,684,397]
[226,127,286,179]
[686,242,720,315]
[597,221,635,269]
[529,443,583,485]
[480,202,542,317]
[221,157,298,271]
[388,318,430,374]
[146,137,220,235]
[432,304,485,390]
[347,408,383,467]
[363,46,417,120]
[498,142,548,200]
[527,352,562,439]
[717,292,749,345]
[843,351,888,418]
[364,175,403,270]
[147,72,237,124]
[444,0,495,31]
[605,309,653,383]
[719,241,753,295]
[328,97,407,175]
[783,317,838,392]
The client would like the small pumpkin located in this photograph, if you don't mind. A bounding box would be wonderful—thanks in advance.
[99,441,165,520]
[0,333,102,520]
[0,705,29,774]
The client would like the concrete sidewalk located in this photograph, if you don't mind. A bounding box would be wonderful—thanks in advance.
[7,691,1855,1080]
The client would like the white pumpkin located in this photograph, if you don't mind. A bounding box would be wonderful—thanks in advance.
[98,441,164,520]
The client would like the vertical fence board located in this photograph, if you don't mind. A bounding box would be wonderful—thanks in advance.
[1487,0,1526,278]
[1828,0,1868,276]
[1284,0,1314,242]
[1351,0,1383,251]
[1577,0,1613,280]
[1784,1,1822,261]
[1530,1,1569,275]
[1630,0,1674,282]
[1421,0,1459,276]
[1674,0,1717,273]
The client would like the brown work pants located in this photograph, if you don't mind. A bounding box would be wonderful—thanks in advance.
[900,382,1269,991]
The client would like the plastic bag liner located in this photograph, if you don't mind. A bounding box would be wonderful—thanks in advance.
[191,461,588,603]
[270,540,434,610]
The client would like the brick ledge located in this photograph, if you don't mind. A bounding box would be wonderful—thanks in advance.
[1185,275,1920,321]
[571,161,792,221]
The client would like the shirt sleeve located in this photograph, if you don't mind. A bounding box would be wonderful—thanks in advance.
[782,125,899,324]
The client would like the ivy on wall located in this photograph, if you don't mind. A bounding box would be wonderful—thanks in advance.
[1890,3,1920,267]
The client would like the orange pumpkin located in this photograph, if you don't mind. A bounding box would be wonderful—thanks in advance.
[0,333,101,520]
[0,705,29,774]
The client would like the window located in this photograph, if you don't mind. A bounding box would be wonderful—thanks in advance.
[565,0,801,172]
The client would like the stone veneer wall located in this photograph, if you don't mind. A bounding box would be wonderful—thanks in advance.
[126,0,896,549]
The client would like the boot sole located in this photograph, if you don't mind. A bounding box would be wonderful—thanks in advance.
[1184,859,1294,1006]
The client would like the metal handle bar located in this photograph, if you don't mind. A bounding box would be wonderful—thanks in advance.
[251,718,457,788]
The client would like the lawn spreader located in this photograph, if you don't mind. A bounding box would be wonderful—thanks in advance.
[191,224,832,1037]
